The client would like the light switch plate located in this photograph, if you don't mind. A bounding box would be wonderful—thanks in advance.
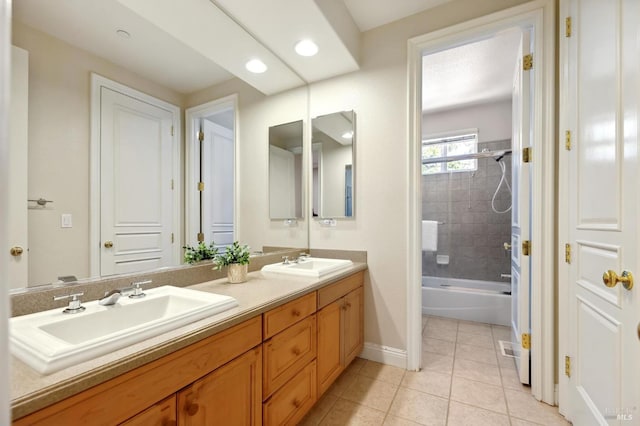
[61,214,72,228]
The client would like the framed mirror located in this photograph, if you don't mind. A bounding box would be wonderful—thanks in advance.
[312,111,355,219]
[268,120,304,220]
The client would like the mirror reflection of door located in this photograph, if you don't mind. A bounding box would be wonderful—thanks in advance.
[268,120,303,220]
[200,114,234,250]
[311,110,355,219]
[8,46,29,289]
[93,75,180,278]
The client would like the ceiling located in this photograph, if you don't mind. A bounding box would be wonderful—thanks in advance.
[14,0,517,108]
[12,0,458,96]
[422,29,522,113]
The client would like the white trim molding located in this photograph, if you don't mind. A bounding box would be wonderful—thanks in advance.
[359,342,407,369]
[89,74,181,278]
[406,0,556,404]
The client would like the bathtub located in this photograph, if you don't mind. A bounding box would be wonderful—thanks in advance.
[422,276,511,326]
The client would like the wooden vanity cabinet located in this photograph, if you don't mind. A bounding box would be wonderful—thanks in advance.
[177,346,262,425]
[14,317,263,426]
[262,292,318,425]
[120,395,177,426]
[316,272,364,396]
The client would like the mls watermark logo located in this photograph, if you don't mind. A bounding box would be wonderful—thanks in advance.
[604,407,636,421]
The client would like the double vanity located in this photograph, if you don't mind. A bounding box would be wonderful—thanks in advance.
[10,255,366,425]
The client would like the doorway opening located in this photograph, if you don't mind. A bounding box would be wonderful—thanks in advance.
[407,1,556,404]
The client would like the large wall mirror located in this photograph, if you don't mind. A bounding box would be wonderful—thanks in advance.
[312,111,355,219]
[268,120,304,220]
[8,10,233,290]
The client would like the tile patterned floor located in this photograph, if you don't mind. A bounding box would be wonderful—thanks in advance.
[300,315,569,425]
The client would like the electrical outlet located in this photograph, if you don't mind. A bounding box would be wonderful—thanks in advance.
[61,214,73,228]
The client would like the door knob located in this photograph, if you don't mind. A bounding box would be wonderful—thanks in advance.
[104,241,113,248]
[602,270,633,290]
[10,246,24,256]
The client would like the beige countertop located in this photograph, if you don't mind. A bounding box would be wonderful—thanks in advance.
[10,263,367,421]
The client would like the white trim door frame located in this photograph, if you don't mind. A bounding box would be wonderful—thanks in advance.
[406,0,556,404]
[184,95,238,250]
[1,0,12,421]
[90,74,181,278]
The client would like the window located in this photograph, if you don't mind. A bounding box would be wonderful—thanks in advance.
[422,131,478,175]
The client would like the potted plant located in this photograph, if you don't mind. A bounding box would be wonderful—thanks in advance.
[183,241,218,264]
[213,241,251,283]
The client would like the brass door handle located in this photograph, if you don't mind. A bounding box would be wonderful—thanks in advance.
[602,270,633,290]
[10,246,24,256]
[104,241,113,248]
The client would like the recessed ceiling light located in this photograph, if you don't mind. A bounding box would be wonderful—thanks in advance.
[246,59,267,73]
[116,29,131,39]
[295,39,319,57]
[342,131,353,139]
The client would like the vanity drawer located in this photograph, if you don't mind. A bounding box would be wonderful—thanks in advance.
[318,271,364,309]
[263,360,317,426]
[263,314,317,398]
[263,292,316,339]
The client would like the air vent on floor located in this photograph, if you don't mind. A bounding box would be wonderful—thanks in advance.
[499,340,516,358]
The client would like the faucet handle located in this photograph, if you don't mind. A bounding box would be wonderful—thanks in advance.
[128,280,151,299]
[282,256,290,264]
[53,292,86,314]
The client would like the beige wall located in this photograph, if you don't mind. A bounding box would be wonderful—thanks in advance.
[12,22,183,286]
[188,0,531,353]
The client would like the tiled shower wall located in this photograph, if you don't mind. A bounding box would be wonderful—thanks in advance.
[422,139,512,282]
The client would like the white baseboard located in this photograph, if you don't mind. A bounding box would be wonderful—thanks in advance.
[359,342,407,369]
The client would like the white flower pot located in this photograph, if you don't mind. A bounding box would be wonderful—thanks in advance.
[227,263,248,283]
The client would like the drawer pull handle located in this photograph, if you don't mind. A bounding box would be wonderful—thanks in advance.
[292,347,301,356]
[292,399,301,408]
[292,309,301,317]
[186,402,200,416]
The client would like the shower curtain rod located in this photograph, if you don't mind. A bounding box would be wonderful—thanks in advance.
[422,149,512,165]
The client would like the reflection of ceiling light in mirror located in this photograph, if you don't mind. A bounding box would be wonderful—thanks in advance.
[295,39,319,57]
[342,131,353,139]
[245,59,267,73]
[116,29,131,39]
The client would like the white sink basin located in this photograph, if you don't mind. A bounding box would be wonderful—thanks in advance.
[261,257,353,278]
[10,286,238,374]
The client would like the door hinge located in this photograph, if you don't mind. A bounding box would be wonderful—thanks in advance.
[198,130,204,142]
[197,233,204,242]
[522,147,532,163]
[565,355,571,377]
[171,233,174,244]
[522,333,531,350]
[565,130,572,150]
[565,17,572,37]
[171,125,174,137]
[523,54,533,71]
[565,243,572,264]
[197,182,204,192]
[522,240,531,256]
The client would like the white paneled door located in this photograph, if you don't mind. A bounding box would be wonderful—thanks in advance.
[8,46,29,289]
[510,30,533,386]
[100,86,175,276]
[201,119,234,249]
[564,0,640,424]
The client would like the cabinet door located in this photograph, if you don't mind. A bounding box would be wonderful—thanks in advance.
[343,287,364,366]
[178,346,262,426]
[120,395,176,426]
[316,299,343,396]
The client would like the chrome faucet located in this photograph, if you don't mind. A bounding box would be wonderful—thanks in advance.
[99,289,122,306]
[127,279,151,299]
[53,292,85,314]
